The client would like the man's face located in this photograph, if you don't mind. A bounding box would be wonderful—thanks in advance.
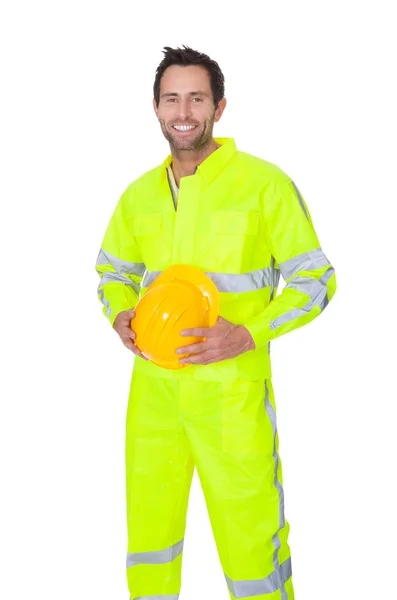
[153,65,225,151]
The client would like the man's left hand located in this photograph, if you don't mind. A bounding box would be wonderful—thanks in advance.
[176,316,256,365]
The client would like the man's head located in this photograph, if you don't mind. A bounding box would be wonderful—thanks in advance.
[153,45,227,152]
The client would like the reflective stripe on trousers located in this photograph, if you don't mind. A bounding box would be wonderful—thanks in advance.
[131,594,179,600]
[125,371,294,599]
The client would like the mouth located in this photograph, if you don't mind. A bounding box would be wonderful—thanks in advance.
[172,125,198,134]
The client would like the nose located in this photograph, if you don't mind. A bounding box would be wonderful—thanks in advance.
[176,97,193,121]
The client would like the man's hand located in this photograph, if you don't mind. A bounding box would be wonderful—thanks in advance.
[175,315,256,365]
[113,308,148,361]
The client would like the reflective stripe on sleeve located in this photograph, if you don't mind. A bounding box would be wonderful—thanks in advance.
[287,275,328,301]
[270,277,329,330]
[98,288,111,317]
[291,180,308,220]
[320,266,335,285]
[97,271,141,296]
[279,248,331,280]
[96,249,146,278]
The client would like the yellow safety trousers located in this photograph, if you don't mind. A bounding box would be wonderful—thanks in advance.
[125,367,294,600]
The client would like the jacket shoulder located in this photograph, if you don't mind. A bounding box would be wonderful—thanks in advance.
[118,164,164,209]
[127,164,164,193]
[234,150,291,183]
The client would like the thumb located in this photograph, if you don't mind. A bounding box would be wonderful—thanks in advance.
[126,307,136,322]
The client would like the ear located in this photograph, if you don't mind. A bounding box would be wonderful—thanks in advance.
[214,97,227,123]
[153,97,159,118]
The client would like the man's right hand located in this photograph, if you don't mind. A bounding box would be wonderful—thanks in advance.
[113,308,149,361]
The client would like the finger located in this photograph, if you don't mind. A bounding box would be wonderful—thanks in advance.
[130,341,149,361]
[134,350,149,361]
[124,340,148,361]
[179,349,219,365]
[176,341,208,355]
[118,327,135,341]
[180,328,211,338]
[120,307,135,318]
[119,309,135,322]
[123,339,136,352]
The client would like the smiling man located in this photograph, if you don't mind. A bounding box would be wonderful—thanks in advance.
[95,45,337,600]
[154,62,225,185]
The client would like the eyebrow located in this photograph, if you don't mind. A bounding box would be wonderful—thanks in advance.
[160,91,210,99]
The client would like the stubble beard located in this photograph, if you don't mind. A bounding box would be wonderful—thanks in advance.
[159,117,215,153]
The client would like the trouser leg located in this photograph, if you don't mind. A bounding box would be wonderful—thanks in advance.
[181,378,294,600]
[125,369,194,600]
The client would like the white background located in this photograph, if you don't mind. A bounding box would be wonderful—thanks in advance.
[1,1,396,599]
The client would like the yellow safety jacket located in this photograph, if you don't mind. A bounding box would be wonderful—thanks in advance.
[96,137,337,381]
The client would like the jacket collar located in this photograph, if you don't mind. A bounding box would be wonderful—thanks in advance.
[162,137,237,185]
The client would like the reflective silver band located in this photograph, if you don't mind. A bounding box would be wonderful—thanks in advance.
[269,256,280,357]
[225,383,291,599]
[273,266,281,294]
[287,275,328,301]
[225,557,292,598]
[96,249,146,278]
[291,180,308,220]
[320,266,335,285]
[96,246,331,321]
[96,249,146,307]
[269,256,276,302]
[98,288,111,318]
[265,381,288,600]
[127,539,184,569]
[279,248,330,280]
[97,271,140,296]
[134,596,179,600]
[142,267,274,293]
[270,274,329,331]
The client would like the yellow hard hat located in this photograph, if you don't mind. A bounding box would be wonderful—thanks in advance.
[132,264,219,370]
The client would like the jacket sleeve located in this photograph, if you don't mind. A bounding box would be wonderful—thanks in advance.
[243,176,337,349]
[95,185,146,327]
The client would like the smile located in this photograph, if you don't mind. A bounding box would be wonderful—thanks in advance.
[172,125,197,131]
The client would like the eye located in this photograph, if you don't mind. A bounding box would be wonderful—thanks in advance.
[166,98,177,102]
[192,97,203,102]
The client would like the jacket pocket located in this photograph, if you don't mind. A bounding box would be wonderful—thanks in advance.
[221,380,272,455]
[195,210,260,272]
[130,213,163,235]
[128,213,168,268]
[209,210,259,235]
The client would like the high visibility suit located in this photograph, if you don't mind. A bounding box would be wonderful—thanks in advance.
[95,137,337,599]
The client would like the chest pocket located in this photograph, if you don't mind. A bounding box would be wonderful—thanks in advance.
[129,213,168,267]
[130,213,163,235]
[209,210,259,235]
[197,210,260,273]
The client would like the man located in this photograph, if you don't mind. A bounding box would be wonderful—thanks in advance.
[95,45,337,600]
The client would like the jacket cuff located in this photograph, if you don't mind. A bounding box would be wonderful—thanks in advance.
[99,284,139,328]
[242,317,272,350]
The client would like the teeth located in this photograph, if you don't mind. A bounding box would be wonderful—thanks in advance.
[173,125,196,130]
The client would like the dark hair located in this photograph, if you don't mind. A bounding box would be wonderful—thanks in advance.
[153,45,225,110]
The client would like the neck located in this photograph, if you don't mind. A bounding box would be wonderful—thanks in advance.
[170,138,221,187]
